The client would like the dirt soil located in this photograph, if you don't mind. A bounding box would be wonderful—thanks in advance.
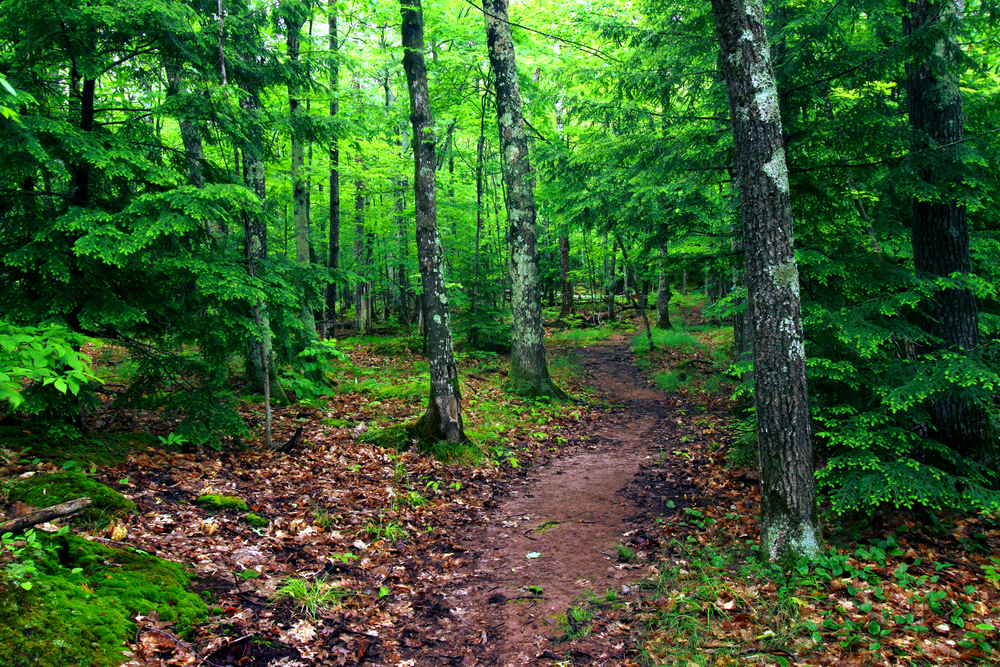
[399,335,695,666]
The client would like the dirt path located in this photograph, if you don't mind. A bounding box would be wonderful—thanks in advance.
[402,335,687,666]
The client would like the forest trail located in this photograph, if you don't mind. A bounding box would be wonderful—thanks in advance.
[403,334,689,666]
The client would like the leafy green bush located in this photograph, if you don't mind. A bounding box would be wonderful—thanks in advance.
[0,323,100,412]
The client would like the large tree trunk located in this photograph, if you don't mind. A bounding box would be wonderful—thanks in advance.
[711,0,821,563]
[483,0,562,399]
[286,9,315,335]
[325,0,341,324]
[400,0,465,443]
[903,0,996,471]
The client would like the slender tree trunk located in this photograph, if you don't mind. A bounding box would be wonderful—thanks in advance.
[473,132,486,316]
[902,0,996,472]
[655,241,672,329]
[617,238,654,351]
[483,0,562,398]
[326,0,341,323]
[286,11,314,335]
[164,64,206,191]
[354,171,370,335]
[401,0,465,442]
[558,234,572,317]
[240,82,288,428]
[711,0,820,563]
[606,237,616,322]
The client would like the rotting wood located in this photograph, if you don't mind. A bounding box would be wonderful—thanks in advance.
[0,497,91,534]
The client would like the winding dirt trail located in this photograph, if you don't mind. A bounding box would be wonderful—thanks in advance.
[402,335,689,666]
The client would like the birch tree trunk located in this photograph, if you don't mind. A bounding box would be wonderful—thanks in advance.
[711,0,821,563]
[903,0,997,471]
[401,0,465,443]
[483,0,562,399]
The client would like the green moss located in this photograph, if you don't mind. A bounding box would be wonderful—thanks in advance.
[244,513,268,528]
[195,493,248,511]
[7,472,136,528]
[374,381,430,399]
[0,533,206,667]
[359,421,420,451]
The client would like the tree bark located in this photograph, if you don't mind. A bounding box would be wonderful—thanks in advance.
[325,0,341,324]
[711,0,821,563]
[483,0,562,399]
[286,8,315,335]
[902,0,996,471]
[400,0,466,443]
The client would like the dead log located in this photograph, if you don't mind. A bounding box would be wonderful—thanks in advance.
[0,497,92,534]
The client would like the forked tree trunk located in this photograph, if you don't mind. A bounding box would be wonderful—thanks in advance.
[483,0,563,399]
[400,0,465,443]
[903,0,996,471]
[711,0,821,563]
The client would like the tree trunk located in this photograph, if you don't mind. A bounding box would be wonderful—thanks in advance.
[326,0,341,323]
[483,0,562,398]
[903,0,996,471]
[473,132,486,316]
[655,241,672,329]
[401,0,465,443]
[287,10,314,335]
[711,0,821,563]
[559,234,572,317]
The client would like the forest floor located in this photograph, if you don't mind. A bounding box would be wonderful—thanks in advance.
[4,306,1000,667]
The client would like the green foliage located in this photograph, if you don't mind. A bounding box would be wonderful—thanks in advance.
[0,323,100,411]
[0,531,205,667]
[244,513,268,528]
[273,576,349,619]
[7,472,135,528]
[631,328,702,355]
[195,494,249,512]
[547,325,616,346]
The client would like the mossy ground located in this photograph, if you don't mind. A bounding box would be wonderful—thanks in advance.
[6,471,136,528]
[0,533,206,667]
[195,493,249,511]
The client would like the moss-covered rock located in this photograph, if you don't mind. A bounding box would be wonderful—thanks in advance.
[195,493,248,511]
[0,533,206,667]
[6,472,135,528]
[244,512,268,528]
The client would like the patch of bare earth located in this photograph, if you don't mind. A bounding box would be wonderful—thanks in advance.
[402,335,695,666]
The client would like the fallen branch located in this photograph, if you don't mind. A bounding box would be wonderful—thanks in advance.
[0,497,91,533]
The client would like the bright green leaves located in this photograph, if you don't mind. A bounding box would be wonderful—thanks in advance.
[0,323,101,410]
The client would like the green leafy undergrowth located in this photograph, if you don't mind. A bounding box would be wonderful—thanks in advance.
[546,324,617,346]
[195,493,248,511]
[631,327,703,355]
[6,472,135,528]
[0,532,206,667]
